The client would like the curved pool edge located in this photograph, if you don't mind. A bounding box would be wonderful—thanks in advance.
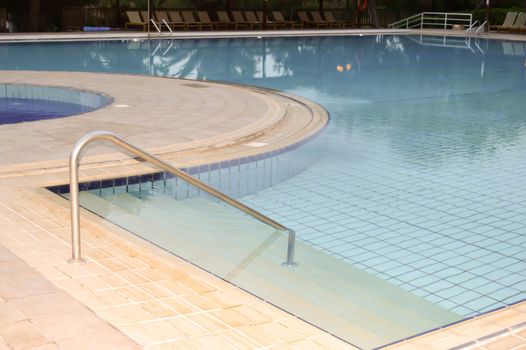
[0,71,328,185]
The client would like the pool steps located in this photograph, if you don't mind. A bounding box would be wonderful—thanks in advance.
[75,189,461,349]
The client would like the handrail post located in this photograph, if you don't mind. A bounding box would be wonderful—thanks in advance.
[67,131,296,268]
[150,19,161,36]
[420,13,423,29]
[444,13,448,29]
[282,229,297,267]
[68,137,87,264]
[162,19,173,33]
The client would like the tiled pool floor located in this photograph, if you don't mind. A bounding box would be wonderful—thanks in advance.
[241,89,526,318]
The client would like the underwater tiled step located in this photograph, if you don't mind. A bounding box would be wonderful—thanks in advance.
[78,191,461,349]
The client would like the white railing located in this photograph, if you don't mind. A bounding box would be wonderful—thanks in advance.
[389,12,473,30]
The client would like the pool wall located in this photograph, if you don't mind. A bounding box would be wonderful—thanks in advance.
[0,83,112,110]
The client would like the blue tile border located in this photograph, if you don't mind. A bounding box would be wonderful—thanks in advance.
[47,126,324,195]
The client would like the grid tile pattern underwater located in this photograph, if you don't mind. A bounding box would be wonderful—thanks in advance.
[2,35,525,323]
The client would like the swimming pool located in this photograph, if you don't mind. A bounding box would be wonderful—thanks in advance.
[0,83,111,124]
[3,34,525,347]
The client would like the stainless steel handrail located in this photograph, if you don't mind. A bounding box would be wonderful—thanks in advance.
[466,20,480,33]
[68,131,297,267]
[150,19,161,36]
[162,19,173,34]
[476,21,488,35]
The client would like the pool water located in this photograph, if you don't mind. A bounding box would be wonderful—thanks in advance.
[4,35,525,342]
[0,97,97,124]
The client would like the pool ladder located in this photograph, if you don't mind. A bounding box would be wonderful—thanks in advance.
[150,19,173,37]
[67,131,297,267]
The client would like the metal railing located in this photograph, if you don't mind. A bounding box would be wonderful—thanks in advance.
[466,20,488,35]
[388,12,472,30]
[150,18,161,36]
[68,131,297,267]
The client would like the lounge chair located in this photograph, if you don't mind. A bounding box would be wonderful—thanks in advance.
[244,11,262,30]
[181,11,200,31]
[154,10,182,31]
[125,11,148,31]
[167,11,188,31]
[231,11,251,30]
[509,12,526,32]
[272,11,302,29]
[217,11,235,29]
[197,11,227,30]
[492,12,517,32]
[140,11,152,25]
[323,11,347,28]
[297,11,328,29]
[255,11,281,29]
[310,11,337,28]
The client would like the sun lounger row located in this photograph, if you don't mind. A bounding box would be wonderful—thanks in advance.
[491,11,526,33]
[125,10,351,31]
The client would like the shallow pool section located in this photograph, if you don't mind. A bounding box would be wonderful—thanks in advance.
[57,173,461,349]
[0,84,111,124]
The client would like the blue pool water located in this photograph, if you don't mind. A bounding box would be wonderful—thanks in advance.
[3,36,525,319]
[0,97,95,124]
[0,84,111,124]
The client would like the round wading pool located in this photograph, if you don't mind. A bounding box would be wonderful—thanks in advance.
[0,84,112,124]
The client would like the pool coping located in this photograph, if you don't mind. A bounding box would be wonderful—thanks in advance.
[1,28,525,44]
[0,71,328,182]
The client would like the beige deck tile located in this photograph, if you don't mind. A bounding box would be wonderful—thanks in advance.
[202,290,244,309]
[95,304,157,325]
[451,320,506,339]
[157,334,237,350]
[137,283,178,299]
[157,280,197,297]
[31,309,111,342]
[115,285,155,303]
[97,258,130,272]
[237,322,305,347]
[165,316,208,337]
[178,276,218,294]
[485,335,525,350]
[181,292,222,312]
[56,329,139,350]
[162,296,202,315]
[0,275,57,299]
[211,305,272,327]
[9,291,85,318]
[139,301,180,318]
[0,300,25,326]
[0,321,51,350]
[213,329,263,349]
[116,269,156,285]
[310,335,361,350]
[483,309,525,327]
[0,340,10,350]
[187,312,232,333]
[277,317,325,337]
[25,343,60,350]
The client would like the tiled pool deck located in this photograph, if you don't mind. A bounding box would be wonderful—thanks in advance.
[0,29,525,349]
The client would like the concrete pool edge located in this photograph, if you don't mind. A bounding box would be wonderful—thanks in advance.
[1,28,526,44]
[0,71,328,183]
